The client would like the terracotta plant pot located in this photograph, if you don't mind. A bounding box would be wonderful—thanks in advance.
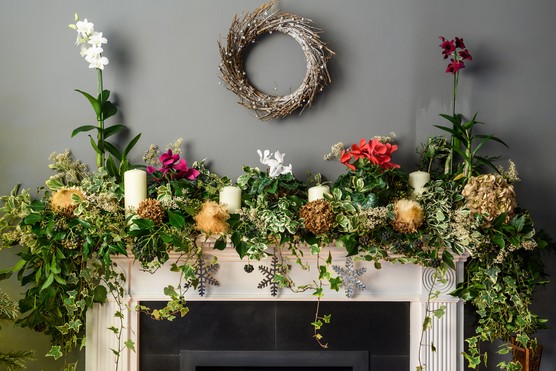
[511,338,543,371]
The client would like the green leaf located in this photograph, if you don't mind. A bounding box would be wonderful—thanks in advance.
[168,210,185,229]
[104,124,126,138]
[23,213,42,225]
[93,285,108,303]
[104,141,122,160]
[46,346,63,360]
[106,156,119,178]
[102,100,118,120]
[125,339,136,352]
[41,273,55,291]
[123,133,142,160]
[214,237,227,251]
[75,89,101,118]
[71,125,98,137]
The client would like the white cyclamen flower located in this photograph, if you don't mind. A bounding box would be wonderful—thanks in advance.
[257,150,292,178]
[257,149,271,166]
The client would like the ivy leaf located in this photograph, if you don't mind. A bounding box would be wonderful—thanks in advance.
[125,339,136,352]
[46,346,63,360]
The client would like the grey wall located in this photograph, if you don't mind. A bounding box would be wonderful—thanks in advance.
[1,0,555,370]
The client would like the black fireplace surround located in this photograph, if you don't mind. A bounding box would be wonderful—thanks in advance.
[139,301,409,370]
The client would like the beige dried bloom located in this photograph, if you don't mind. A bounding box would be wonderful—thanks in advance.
[166,138,184,155]
[324,142,345,161]
[194,201,230,234]
[143,144,160,166]
[373,132,397,144]
[137,199,166,225]
[359,206,389,230]
[50,187,85,217]
[391,199,424,234]
[299,199,335,234]
[462,174,517,224]
[521,240,538,251]
[497,159,521,184]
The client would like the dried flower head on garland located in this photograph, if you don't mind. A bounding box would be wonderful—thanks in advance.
[218,1,335,121]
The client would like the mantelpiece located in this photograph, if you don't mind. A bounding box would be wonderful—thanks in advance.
[85,243,468,371]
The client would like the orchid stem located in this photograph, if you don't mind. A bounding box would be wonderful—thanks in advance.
[97,68,105,170]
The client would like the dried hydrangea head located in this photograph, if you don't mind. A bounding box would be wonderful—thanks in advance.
[299,199,335,235]
[137,199,166,225]
[392,199,425,234]
[50,187,85,217]
[194,201,230,235]
[462,174,517,224]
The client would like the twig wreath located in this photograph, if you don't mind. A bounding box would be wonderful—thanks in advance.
[218,1,335,121]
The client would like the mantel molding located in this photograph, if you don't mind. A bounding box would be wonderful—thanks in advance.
[86,244,468,371]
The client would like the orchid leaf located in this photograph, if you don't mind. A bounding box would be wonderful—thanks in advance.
[75,89,101,118]
[99,89,111,104]
[104,141,122,160]
[89,136,102,154]
[105,156,119,178]
[71,125,97,137]
[104,124,125,139]
[123,133,142,159]
[102,100,118,120]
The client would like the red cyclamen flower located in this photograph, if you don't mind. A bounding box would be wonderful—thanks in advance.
[340,138,399,170]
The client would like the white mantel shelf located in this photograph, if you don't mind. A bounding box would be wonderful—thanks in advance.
[86,245,468,371]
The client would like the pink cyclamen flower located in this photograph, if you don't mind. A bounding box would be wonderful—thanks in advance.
[147,149,200,181]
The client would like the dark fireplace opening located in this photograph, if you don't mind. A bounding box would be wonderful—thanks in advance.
[140,301,409,371]
[180,350,369,371]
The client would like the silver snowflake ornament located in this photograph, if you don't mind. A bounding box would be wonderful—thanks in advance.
[332,256,367,298]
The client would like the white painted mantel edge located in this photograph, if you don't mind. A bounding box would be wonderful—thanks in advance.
[85,245,468,371]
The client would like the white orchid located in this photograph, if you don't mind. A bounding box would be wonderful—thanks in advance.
[88,32,107,47]
[70,14,109,70]
[257,149,293,178]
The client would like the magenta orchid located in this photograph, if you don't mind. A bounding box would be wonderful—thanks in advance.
[147,149,200,181]
[439,36,472,75]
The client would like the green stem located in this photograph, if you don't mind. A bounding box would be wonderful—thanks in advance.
[448,71,460,175]
[97,68,105,170]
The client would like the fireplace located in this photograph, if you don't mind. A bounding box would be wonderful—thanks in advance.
[139,301,409,370]
[85,245,467,371]
[180,350,369,371]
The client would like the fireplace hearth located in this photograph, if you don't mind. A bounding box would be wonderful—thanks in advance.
[180,350,369,371]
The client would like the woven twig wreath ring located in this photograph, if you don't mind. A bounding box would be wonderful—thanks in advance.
[218,2,335,121]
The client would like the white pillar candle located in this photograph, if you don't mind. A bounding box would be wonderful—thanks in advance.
[219,186,242,213]
[308,185,330,202]
[408,171,430,195]
[124,169,147,210]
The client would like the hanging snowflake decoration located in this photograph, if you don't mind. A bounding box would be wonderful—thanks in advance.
[185,255,220,297]
[257,255,288,297]
[332,257,367,298]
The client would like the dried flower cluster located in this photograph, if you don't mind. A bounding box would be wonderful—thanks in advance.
[50,187,85,217]
[137,199,166,225]
[194,201,230,235]
[358,206,389,231]
[299,199,334,235]
[218,1,334,121]
[391,199,425,234]
[462,174,517,224]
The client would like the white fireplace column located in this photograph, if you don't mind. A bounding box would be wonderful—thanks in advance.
[86,247,467,371]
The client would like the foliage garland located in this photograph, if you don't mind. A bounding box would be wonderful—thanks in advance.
[218,1,334,121]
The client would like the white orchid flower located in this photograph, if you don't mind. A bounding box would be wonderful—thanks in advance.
[88,55,109,70]
[75,18,94,39]
[88,32,107,47]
